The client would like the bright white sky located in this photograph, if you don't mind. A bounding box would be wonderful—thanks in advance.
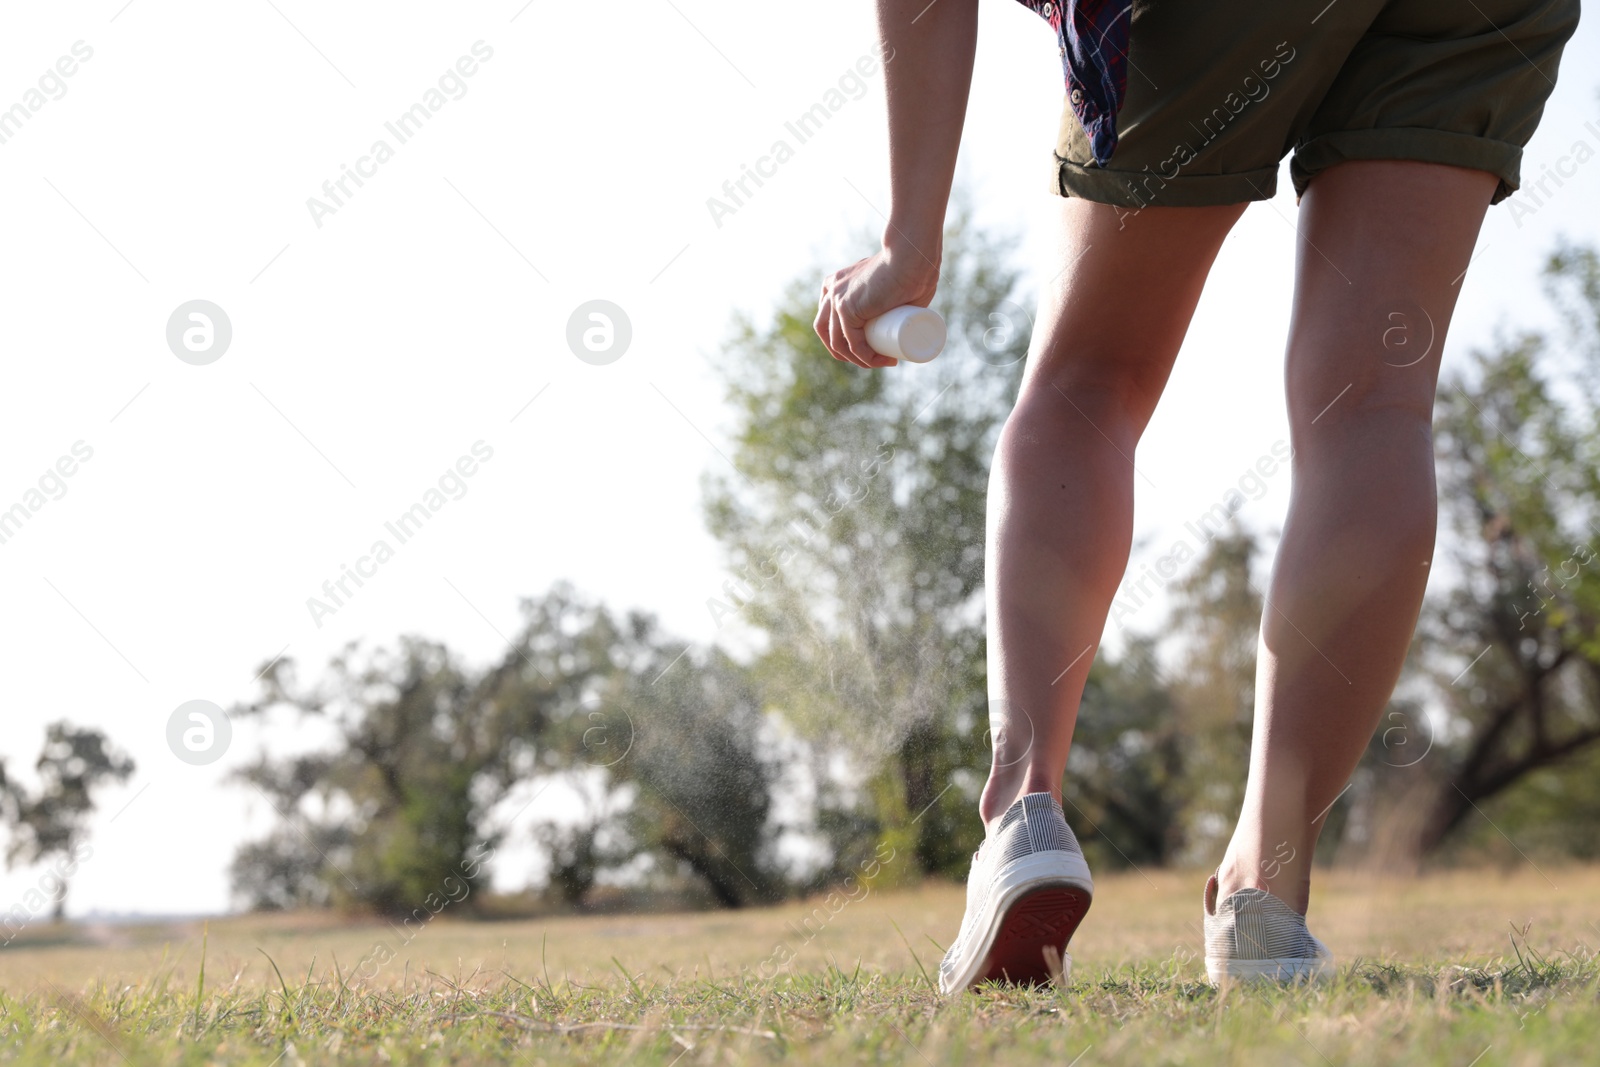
[1,1,1596,918]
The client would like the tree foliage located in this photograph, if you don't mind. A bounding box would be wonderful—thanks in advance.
[1,722,134,919]
[229,585,632,914]
[228,588,787,913]
[1396,243,1600,857]
[612,643,785,906]
[702,197,1029,879]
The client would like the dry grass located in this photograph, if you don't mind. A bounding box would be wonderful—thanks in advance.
[6,864,1593,989]
[0,865,1595,1064]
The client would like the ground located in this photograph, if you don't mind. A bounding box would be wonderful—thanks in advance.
[0,866,1596,1065]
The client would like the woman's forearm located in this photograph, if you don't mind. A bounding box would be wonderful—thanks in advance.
[875,0,979,269]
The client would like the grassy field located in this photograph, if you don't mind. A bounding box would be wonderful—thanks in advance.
[1,866,1597,1065]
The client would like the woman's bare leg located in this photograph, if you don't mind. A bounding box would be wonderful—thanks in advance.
[1216,160,1498,911]
[980,198,1245,826]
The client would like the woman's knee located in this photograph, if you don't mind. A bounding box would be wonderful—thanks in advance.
[1288,370,1438,440]
[1285,311,1442,434]
[1017,355,1171,439]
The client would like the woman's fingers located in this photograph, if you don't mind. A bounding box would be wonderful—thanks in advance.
[813,290,843,363]
[815,278,854,365]
[826,306,856,366]
[819,275,873,367]
[826,296,865,367]
[840,290,896,368]
[814,253,930,368]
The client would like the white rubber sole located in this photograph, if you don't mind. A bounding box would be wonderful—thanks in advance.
[939,850,1094,995]
[1205,954,1335,984]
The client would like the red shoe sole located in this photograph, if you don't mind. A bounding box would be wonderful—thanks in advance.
[978,885,1092,986]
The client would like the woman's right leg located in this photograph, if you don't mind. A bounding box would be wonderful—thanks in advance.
[980,197,1245,827]
[1216,159,1499,913]
[947,195,1244,991]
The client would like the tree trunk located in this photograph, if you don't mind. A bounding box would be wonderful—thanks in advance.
[662,838,746,909]
[1414,784,1474,857]
[898,719,939,874]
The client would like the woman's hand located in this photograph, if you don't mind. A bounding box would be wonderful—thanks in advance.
[814,0,975,367]
[813,247,939,368]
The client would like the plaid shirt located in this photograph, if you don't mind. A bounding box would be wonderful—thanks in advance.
[1013,0,1131,164]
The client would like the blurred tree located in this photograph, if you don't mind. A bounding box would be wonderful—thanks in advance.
[1,722,134,920]
[1397,242,1600,857]
[533,815,617,910]
[232,587,790,913]
[1162,527,1262,863]
[227,819,343,911]
[1063,636,1184,868]
[609,642,785,907]
[230,584,631,915]
[703,197,1028,879]
[1064,525,1260,870]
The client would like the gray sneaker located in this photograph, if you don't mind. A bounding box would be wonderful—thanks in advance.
[1202,872,1335,984]
[938,793,1093,993]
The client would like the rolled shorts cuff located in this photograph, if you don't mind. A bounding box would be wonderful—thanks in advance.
[1290,127,1524,203]
[1051,152,1280,208]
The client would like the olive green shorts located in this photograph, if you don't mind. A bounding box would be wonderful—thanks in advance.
[1051,0,1582,208]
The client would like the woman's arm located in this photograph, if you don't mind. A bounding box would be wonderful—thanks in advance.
[814,0,979,368]
[879,0,979,265]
